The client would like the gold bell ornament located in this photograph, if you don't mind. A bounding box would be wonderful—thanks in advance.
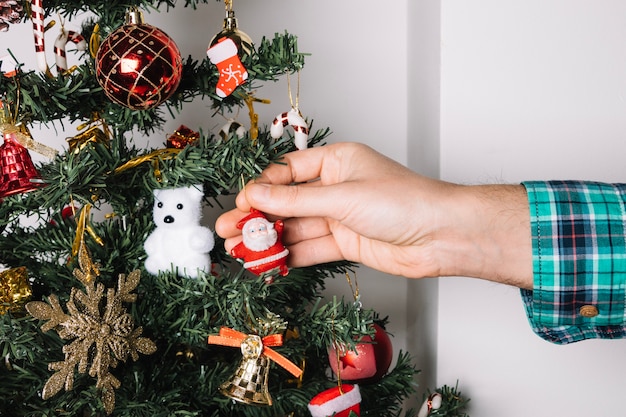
[208,327,303,406]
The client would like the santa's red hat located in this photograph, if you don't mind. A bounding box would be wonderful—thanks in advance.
[308,384,361,417]
[236,208,267,230]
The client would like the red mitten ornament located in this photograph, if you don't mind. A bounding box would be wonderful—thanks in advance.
[308,384,361,417]
[230,209,289,280]
[328,324,393,384]
[207,36,248,98]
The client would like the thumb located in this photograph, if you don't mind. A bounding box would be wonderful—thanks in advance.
[243,182,341,219]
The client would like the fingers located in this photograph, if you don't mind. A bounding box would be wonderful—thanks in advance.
[218,214,343,267]
[216,210,332,245]
[254,141,379,186]
[213,182,337,239]
[286,234,344,267]
[214,207,249,239]
[254,145,339,186]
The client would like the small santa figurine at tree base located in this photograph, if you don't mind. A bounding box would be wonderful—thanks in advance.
[230,209,289,281]
[308,384,361,417]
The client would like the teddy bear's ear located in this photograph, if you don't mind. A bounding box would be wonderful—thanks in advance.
[185,185,204,202]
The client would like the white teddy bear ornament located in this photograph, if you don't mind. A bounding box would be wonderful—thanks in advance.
[144,185,215,278]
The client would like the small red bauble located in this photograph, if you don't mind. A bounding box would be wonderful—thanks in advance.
[95,9,182,110]
[328,323,393,384]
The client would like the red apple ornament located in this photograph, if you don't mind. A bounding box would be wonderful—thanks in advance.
[328,323,393,384]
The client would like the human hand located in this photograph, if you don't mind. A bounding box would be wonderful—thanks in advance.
[215,142,532,287]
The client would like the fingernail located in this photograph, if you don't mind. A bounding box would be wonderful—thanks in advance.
[247,182,271,203]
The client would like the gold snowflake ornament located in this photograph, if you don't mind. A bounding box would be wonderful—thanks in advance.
[26,245,157,414]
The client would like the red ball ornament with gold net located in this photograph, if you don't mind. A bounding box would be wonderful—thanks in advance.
[95,8,182,110]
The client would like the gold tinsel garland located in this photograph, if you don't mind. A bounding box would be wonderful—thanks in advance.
[0,266,32,314]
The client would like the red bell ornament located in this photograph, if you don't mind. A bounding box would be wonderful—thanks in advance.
[95,7,183,110]
[328,323,393,384]
[0,130,45,199]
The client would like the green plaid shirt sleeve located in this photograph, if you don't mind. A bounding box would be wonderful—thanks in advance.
[521,180,626,344]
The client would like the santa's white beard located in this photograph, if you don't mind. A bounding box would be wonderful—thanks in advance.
[243,229,278,252]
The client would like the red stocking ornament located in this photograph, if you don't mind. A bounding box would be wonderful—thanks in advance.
[207,36,248,98]
[206,5,251,98]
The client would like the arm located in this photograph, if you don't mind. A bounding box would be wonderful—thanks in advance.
[216,142,533,289]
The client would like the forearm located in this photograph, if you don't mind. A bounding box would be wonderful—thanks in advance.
[432,183,533,289]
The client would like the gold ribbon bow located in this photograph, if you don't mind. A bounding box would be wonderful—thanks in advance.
[113,148,182,182]
[208,327,303,377]
[1,123,58,159]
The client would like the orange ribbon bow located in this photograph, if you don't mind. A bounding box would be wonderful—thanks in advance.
[208,327,303,378]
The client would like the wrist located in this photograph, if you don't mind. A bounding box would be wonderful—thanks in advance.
[434,183,533,289]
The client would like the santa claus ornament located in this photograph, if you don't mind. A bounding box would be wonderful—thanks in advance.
[308,384,361,417]
[230,209,289,281]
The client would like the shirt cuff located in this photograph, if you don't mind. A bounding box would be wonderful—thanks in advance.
[521,180,626,344]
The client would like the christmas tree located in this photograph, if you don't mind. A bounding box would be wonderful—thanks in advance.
[0,1,465,416]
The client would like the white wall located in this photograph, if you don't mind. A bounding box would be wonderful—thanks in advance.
[439,1,626,416]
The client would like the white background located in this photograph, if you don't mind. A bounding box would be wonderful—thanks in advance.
[3,1,626,416]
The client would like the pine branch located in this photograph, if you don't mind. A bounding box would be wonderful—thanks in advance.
[427,382,471,417]
[1,30,307,133]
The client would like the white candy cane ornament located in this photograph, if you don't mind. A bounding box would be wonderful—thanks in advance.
[271,71,309,150]
[270,108,309,150]
[417,393,443,417]
[54,28,86,73]
[30,0,48,73]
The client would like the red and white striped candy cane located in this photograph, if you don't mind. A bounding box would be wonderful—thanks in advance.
[270,108,309,150]
[54,29,86,73]
[30,0,48,73]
